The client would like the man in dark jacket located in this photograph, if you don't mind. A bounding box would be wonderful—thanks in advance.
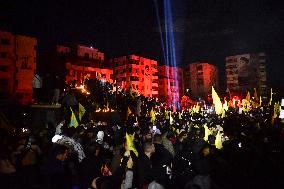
[80,144,104,189]
[137,142,155,189]
[151,134,173,188]
[40,144,72,189]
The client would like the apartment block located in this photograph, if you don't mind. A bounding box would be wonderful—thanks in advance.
[226,53,267,96]
[158,65,183,103]
[184,62,218,99]
[0,30,37,105]
[111,55,158,97]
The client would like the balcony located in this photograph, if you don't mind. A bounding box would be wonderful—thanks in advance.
[152,91,158,95]
[152,83,158,87]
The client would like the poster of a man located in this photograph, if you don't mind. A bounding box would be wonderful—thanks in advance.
[238,56,250,87]
[144,65,151,97]
[144,65,150,77]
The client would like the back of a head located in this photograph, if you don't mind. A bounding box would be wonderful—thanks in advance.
[52,144,68,158]
[153,134,162,144]
[143,142,154,153]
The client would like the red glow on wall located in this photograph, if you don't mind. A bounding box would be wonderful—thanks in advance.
[111,55,158,98]
[158,65,183,103]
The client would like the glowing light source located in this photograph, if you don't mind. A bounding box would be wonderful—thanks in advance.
[75,84,90,95]
[52,135,62,143]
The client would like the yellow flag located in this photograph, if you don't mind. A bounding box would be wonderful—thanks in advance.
[176,129,181,135]
[246,91,251,102]
[272,102,280,125]
[126,107,132,120]
[126,133,138,157]
[195,103,200,113]
[223,100,228,111]
[203,124,211,141]
[169,111,174,125]
[215,131,223,149]
[254,88,259,101]
[130,87,134,98]
[232,98,236,108]
[150,108,156,124]
[212,87,223,115]
[260,96,262,106]
[79,103,86,121]
[165,110,169,120]
[242,99,249,112]
[269,88,273,105]
[112,85,117,93]
[178,112,182,120]
[70,107,78,128]
[221,109,226,118]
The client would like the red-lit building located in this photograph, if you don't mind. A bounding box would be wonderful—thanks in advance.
[39,44,113,87]
[64,45,113,85]
[158,65,183,103]
[0,30,37,105]
[110,55,158,97]
[184,62,218,99]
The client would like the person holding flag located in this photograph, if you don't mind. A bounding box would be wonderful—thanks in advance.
[69,107,78,128]
[78,103,86,121]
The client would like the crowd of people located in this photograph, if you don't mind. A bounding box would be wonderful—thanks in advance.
[1,77,284,189]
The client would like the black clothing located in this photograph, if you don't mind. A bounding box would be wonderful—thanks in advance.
[79,156,103,189]
[152,143,173,168]
[40,158,72,189]
[137,153,154,188]
[151,143,173,187]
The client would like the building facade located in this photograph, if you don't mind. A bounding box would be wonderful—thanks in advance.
[158,65,183,103]
[111,55,158,97]
[63,45,112,85]
[184,62,218,99]
[225,53,267,97]
[39,44,112,87]
[0,30,37,105]
[65,63,113,85]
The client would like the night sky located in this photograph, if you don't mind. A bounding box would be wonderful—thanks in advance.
[1,0,284,93]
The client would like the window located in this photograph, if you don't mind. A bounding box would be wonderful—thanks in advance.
[197,65,203,71]
[14,80,18,88]
[153,79,159,83]
[130,76,139,81]
[84,53,89,58]
[0,65,8,72]
[21,57,29,69]
[123,69,126,73]
[197,78,204,85]
[152,86,159,91]
[129,68,132,73]
[260,68,265,72]
[0,52,7,58]
[16,93,24,99]
[0,79,8,87]
[1,38,10,45]
[170,82,176,86]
